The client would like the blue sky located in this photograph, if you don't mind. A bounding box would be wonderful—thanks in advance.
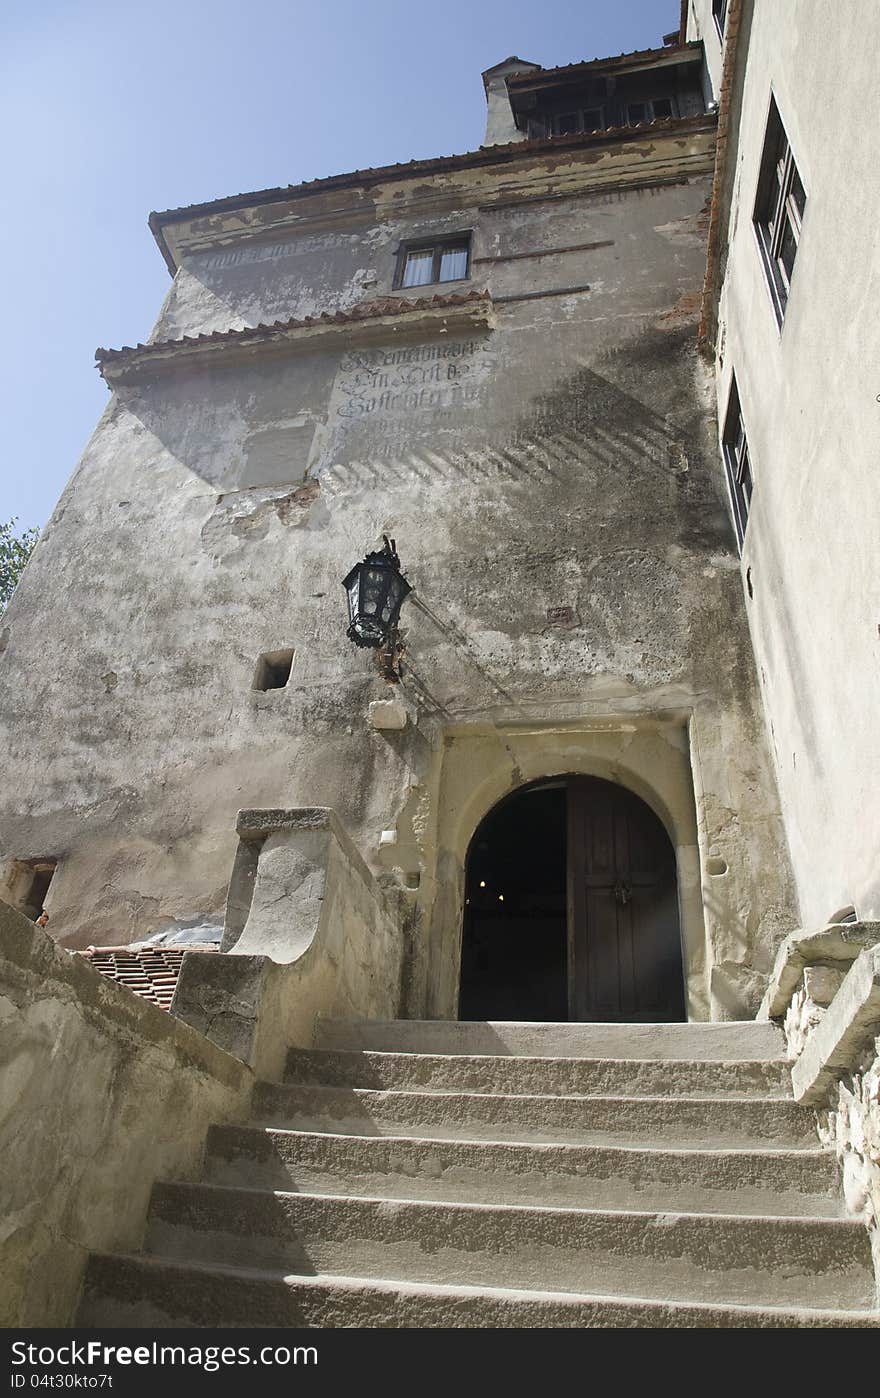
[1,0,680,529]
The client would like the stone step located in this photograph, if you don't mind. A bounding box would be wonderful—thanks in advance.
[251,1081,819,1150]
[78,1253,880,1329]
[205,1124,843,1218]
[284,1047,792,1099]
[202,1118,839,1219]
[142,1182,876,1310]
[314,1017,788,1062]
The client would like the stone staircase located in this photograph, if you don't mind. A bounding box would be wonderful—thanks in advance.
[78,1018,880,1328]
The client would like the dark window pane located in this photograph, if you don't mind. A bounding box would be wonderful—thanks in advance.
[555,112,580,135]
[790,167,806,220]
[583,107,604,131]
[753,99,804,326]
[778,220,797,282]
[738,446,753,504]
[653,97,673,118]
[768,166,786,230]
[722,380,752,551]
[627,103,647,123]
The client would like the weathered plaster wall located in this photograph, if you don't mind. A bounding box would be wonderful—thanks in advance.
[686,0,727,100]
[0,127,795,1014]
[708,1,880,925]
[0,902,252,1327]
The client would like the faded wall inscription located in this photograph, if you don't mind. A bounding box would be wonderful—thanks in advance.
[328,337,493,460]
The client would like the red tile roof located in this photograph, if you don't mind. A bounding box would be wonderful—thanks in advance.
[95,289,492,377]
[148,112,716,273]
[77,945,216,1011]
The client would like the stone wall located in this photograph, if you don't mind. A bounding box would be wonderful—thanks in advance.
[761,923,880,1287]
[0,903,252,1327]
[0,120,797,1015]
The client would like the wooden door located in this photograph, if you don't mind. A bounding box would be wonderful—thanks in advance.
[567,777,685,1022]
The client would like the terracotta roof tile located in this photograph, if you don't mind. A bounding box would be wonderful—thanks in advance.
[95,289,492,375]
[77,945,216,1011]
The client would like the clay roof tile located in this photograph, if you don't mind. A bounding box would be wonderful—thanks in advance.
[95,289,492,374]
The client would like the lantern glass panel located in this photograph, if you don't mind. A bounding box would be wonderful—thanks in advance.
[342,540,411,649]
[362,567,386,614]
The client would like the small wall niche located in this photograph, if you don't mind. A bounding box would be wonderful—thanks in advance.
[4,858,57,921]
[252,648,295,692]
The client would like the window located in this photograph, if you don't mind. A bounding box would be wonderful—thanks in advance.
[721,378,753,551]
[753,97,806,326]
[626,97,676,125]
[396,235,471,290]
[551,106,605,136]
[712,0,729,38]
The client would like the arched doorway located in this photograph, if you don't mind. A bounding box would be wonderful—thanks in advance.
[458,775,686,1023]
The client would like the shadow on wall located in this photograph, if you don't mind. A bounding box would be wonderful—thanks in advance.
[111,323,732,553]
[743,499,824,787]
[161,230,379,340]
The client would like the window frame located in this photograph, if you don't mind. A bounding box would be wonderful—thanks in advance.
[393,233,472,291]
[721,376,753,552]
[753,96,806,327]
[712,0,729,40]
[550,105,606,136]
[625,96,678,125]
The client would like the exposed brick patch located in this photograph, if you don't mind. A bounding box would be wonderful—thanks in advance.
[656,291,702,326]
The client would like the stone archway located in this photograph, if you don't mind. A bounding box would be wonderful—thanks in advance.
[413,720,708,1022]
[458,774,686,1023]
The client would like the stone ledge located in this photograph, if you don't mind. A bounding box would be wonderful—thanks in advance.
[236,805,336,839]
[759,922,880,1021]
[173,807,405,1071]
[791,946,880,1106]
[232,806,383,918]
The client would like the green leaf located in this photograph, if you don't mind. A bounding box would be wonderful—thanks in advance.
[0,517,40,611]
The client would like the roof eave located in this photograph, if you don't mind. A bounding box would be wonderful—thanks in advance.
[96,290,496,384]
[150,111,717,274]
[505,41,702,91]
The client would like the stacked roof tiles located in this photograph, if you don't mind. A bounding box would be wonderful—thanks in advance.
[77,946,216,1011]
[94,289,492,373]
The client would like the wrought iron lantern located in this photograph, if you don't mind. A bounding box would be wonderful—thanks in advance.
[342,537,412,659]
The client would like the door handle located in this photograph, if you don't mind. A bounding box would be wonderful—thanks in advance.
[613,880,631,907]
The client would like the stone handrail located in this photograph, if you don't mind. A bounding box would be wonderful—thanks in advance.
[759,920,880,1282]
[171,808,405,1078]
